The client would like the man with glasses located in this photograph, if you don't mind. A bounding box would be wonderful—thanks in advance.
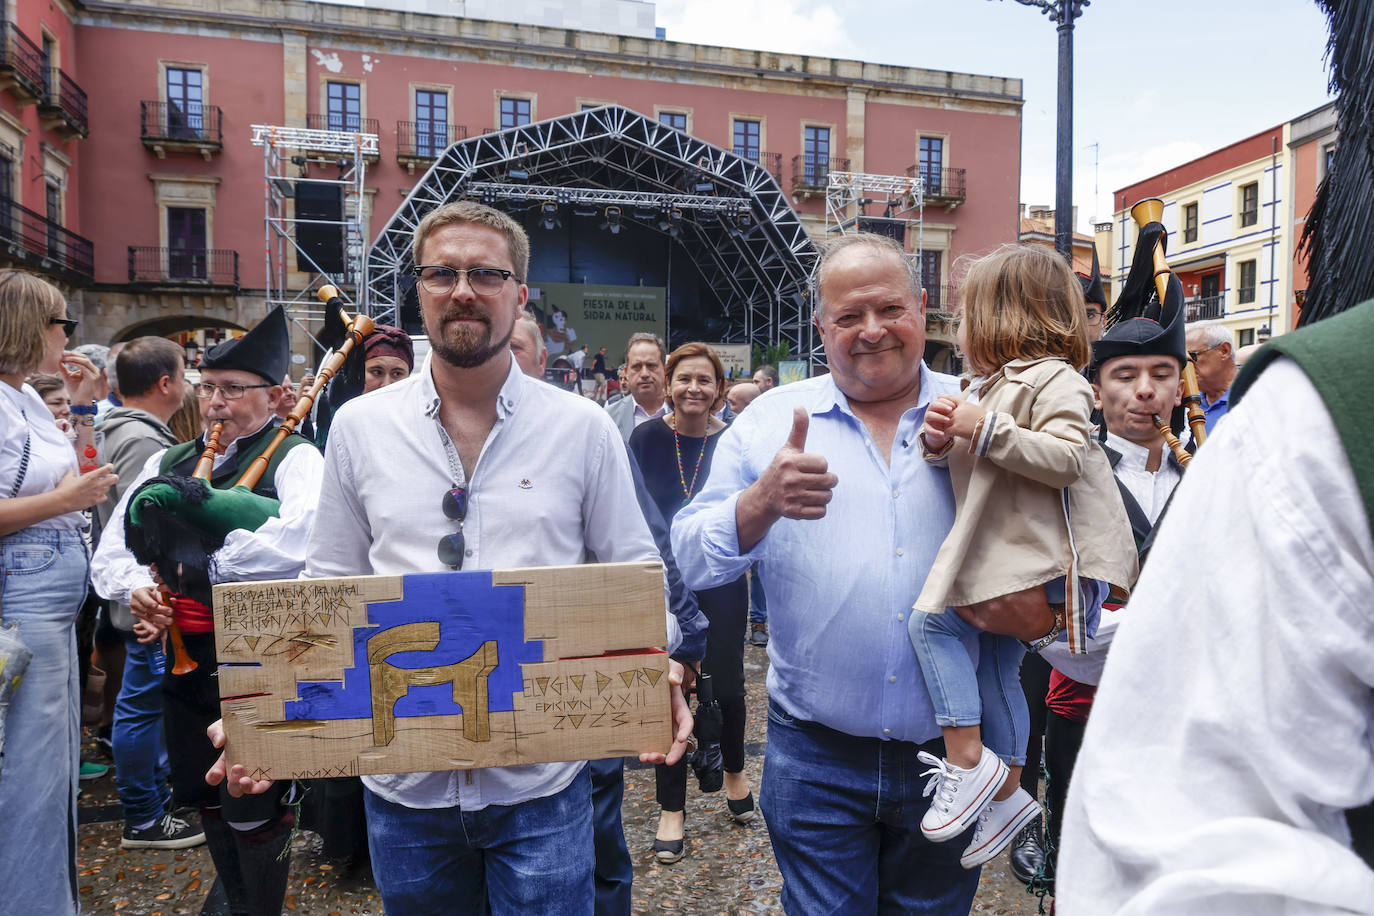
[1184,320,1238,433]
[227,201,689,915]
[91,306,323,915]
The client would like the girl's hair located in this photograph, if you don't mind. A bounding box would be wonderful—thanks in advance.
[960,244,1091,374]
[664,341,727,412]
[0,270,67,375]
[25,372,67,400]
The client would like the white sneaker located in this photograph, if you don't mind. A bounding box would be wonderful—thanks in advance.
[960,787,1041,869]
[918,747,1008,843]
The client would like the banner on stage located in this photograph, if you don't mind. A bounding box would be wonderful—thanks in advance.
[705,343,752,379]
[212,562,671,781]
[528,282,666,360]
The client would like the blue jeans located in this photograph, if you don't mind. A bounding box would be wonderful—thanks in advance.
[363,767,595,916]
[910,610,1028,766]
[0,527,88,916]
[760,701,981,915]
[748,561,767,625]
[112,633,171,825]
[588,758,632,916]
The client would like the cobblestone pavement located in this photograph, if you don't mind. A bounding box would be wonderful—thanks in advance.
[77,648,1046,914]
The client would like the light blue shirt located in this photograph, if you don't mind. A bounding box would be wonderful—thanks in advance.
[671,364,960,744]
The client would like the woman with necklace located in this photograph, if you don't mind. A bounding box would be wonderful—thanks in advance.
[628,342,753,864]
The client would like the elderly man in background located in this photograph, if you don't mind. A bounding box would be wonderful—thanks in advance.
[1183,320,1238,433]
[727,381,761,414]
[509,309,548,378]
[673,232,984,914]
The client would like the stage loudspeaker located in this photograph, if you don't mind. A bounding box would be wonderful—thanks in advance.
[295,183,345,273]
[856,216,906,246]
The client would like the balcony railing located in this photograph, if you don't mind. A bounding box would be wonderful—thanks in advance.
[38,67,87,137]
[307,113,380,136]
[923,284,958,314]
[0,196,94,280]
[906,165,967,204]
[396,120,467,161]
[128,246,239,288]
[0,20,45,102]
[792,155,849,193]
[1185,294,1224,322]
[733,151,783,185]
[140,100,223,153]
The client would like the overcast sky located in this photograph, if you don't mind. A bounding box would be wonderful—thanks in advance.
[655,0,1335,230]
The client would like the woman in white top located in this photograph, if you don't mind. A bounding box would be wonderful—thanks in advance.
[0,270,118,916]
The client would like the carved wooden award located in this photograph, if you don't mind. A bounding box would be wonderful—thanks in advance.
[212,562,671,781]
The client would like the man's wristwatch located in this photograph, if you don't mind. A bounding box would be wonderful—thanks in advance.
[1021,604,1067,653]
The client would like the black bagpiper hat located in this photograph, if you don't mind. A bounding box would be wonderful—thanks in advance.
[202,306,291,385]
[1079,244,1108,311]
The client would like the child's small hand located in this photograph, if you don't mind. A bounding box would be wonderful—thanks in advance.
[927,394,986,441]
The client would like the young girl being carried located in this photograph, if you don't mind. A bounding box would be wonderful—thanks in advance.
[911,244,1138,869]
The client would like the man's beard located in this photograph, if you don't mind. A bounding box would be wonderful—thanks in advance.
[428,309,512,369]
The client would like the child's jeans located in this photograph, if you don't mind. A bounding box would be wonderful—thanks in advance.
[910,610,1028,766]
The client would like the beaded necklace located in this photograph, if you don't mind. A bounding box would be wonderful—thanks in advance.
[672,417,707,505]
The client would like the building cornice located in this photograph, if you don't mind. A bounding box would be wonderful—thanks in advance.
[75,0,1023,112]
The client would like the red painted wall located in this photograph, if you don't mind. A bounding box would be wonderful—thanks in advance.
[67,25,1020,290]
[76,27,285,284]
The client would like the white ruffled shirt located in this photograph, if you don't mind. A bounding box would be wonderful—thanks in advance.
[1057,358,1374,914]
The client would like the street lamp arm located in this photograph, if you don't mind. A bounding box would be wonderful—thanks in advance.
[994,0,1089,23]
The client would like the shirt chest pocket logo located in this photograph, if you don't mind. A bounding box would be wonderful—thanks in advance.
[518,478,533,490]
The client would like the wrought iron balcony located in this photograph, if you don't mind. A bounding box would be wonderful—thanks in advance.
[905,166,967,207]
[1184,294,1224,322]
[396,121,467,171]
[37,67,87,138]
[923,284,958,315]
[306,114,380,160]
[733,151,783,185]
[140,101,223,158]
[792,155,849,195]
[0,196,94,281]
[0,20,45,103]
[128,246,239,288]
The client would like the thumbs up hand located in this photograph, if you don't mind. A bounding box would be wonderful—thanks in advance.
[736,406,838,551]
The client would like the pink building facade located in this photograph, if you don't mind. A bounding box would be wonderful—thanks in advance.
[5,0,1023,357]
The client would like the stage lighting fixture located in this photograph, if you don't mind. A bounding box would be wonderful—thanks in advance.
[573,205,598,218]
[694,179,715,194]
[508,167,530,181]
[540,201,561,230]
[736,212,754,233]
[600,206,622,234]
[657,208,683,238]
[290,155,308,166]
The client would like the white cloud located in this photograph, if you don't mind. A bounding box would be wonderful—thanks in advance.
[655,0,857,59]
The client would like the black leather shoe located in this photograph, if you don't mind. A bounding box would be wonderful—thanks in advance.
[727,792,756,823]
[652,837,685,863]
[1009,817,1046,885]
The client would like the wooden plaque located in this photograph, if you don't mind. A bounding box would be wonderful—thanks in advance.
[211,562,670,781]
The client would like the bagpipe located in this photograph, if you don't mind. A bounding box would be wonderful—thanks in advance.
[1121,198,1208,467]
[124,289,373,673]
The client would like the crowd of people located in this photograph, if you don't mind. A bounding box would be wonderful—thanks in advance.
[1,178,1370,916]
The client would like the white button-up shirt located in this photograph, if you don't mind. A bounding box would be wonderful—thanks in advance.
[1104,431,1181,526]
[1058,359,1374,913]
[310,352,678,811]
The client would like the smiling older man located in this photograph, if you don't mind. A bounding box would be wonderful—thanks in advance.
[672,233,984,914]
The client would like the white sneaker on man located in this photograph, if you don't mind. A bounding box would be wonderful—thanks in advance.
[917,747,1008,843]
[959,787,1041,869]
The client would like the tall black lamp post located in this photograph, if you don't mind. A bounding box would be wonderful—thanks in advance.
[997,0,1089,263]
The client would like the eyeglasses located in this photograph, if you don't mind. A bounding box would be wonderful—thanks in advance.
[1085,308,1104,326]
[413,266,516,296]
[1186,342,1224,362]
[49,317,79,338]
[193,382,274,400]
[436,485,469,569]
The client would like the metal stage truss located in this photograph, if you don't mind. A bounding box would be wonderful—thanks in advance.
[253,124,377,344]
[825,169,925,260]
[365,106,819,357]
